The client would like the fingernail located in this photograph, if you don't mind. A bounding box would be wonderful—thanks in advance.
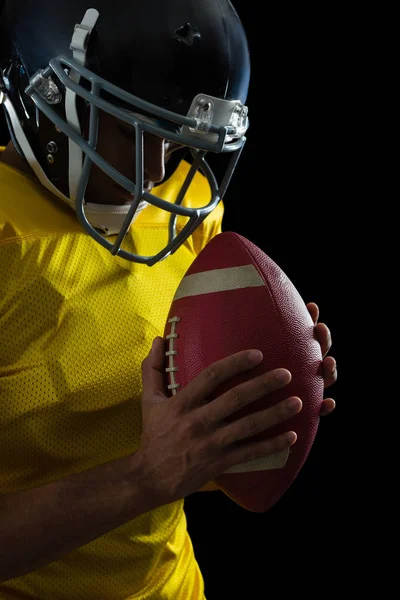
[285,432,297,445]
[248,350,263,363]
[275,369,291,384]
[287,397,302,412]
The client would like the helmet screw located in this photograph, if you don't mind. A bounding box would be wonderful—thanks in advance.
[46,154,55,164]
[47,141,58,154]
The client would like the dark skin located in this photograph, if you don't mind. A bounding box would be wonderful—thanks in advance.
[0,110,177,204]
[1,111,337,420]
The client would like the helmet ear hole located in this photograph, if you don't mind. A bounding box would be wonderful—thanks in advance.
[173,22,201,47]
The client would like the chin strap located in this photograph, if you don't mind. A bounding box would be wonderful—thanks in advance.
[67,8,99,203]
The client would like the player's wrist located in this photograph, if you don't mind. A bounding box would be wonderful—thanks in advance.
[125,449,171,513]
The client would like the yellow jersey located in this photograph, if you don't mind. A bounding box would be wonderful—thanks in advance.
[0,148,223,599]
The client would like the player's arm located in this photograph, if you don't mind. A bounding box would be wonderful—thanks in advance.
[0,452,155,583]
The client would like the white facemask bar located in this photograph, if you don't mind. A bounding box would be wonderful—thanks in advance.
[66,8,99,204]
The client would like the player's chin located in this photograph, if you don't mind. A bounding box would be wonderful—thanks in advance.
[83,184,132,205]
[112,182,155,203]
[112,184,136,203]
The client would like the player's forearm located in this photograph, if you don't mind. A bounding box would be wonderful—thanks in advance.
[0,452,154,583]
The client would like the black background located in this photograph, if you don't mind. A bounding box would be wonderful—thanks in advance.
[1,2,351,597]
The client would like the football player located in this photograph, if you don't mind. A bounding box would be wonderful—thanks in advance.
[0,0,337,597]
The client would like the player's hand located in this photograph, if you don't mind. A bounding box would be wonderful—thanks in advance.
[137,336,301,506]
[307,302,337,417]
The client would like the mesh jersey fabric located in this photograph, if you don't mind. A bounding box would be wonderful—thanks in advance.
[0,148,224,599]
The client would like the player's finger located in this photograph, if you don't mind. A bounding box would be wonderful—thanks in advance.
[200,367,292,425]
[181,349,268,409]
[306,302,319,325]
[216,395,302,446]
[141,337,168,399]
[221,430,297,474]
[322,356,337,387]
[315,322,332,358]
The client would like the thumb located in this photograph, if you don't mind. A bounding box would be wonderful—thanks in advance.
[141,336,168,400]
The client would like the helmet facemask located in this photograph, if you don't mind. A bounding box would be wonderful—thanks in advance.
[1,5,250,265]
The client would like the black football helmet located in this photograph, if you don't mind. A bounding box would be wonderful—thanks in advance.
[0,0,250,264]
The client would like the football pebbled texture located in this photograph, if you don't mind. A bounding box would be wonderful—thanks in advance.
[163,231,324,512]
